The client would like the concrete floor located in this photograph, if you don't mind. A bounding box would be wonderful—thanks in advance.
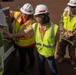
[3,50,76,75]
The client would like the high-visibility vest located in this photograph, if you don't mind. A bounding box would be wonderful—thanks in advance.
[14,17,35,47]
[32,22,58,57]
[62,10,70,17]
[10,10,22,23]
[63,10,76,31]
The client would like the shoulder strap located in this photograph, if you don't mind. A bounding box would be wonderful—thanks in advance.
[16,13,22,21]
[50,23,55,38]
[13,12,22,26]
[14,12,22,24]
[33,22,38,35]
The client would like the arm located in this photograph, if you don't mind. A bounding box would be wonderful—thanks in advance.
[54,27,60,60]
[4,27,33,38]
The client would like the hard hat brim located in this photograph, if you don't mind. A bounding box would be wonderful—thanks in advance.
[34,11,49,15]
[34,13,40,15]
[68,3,76,6]
[20,7,34,15]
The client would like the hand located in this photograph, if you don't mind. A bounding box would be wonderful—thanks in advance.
[64,32,73,39]
[68,33,73,37]
[54,52,59,60]
[3,29,13,38]
[64,33,69,38]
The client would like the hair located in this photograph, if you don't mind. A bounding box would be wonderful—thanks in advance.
[39,13,50,24]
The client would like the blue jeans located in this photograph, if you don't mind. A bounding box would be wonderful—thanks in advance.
[37,53,58,75]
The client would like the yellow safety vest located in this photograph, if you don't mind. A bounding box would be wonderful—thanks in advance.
[63,10,76,31]
[10,10,21,20]
[32,22,58,57]
[13,11,35,47]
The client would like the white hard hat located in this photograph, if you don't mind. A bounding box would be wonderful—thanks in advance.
[20,3,34,15]
[68,0,76,6]
[34,4,49,15]
[0,10,7,26]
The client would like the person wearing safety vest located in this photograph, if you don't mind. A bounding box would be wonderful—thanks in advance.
[59,6,70,42]
[4,4,59,75]
[9,3,36,75]
[58,0,76,66]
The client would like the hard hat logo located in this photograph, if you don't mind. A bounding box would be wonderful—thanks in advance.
[39,10,46,13]
[20,3,34,15]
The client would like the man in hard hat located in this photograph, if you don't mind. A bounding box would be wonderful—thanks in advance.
[9,3,35,75]
[58,0,76,66]
[4,4,59,75]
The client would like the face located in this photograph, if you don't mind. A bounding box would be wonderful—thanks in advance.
[69,6,76,14]
[34,15,42,23]
[21,13,30,20]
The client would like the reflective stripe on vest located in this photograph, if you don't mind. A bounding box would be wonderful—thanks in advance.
[50,23,55,38]
[14,13,22,25]
[15,19,35,46]
[36,43,55,48]
[33,22,38,35]
[19,21,34,40]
